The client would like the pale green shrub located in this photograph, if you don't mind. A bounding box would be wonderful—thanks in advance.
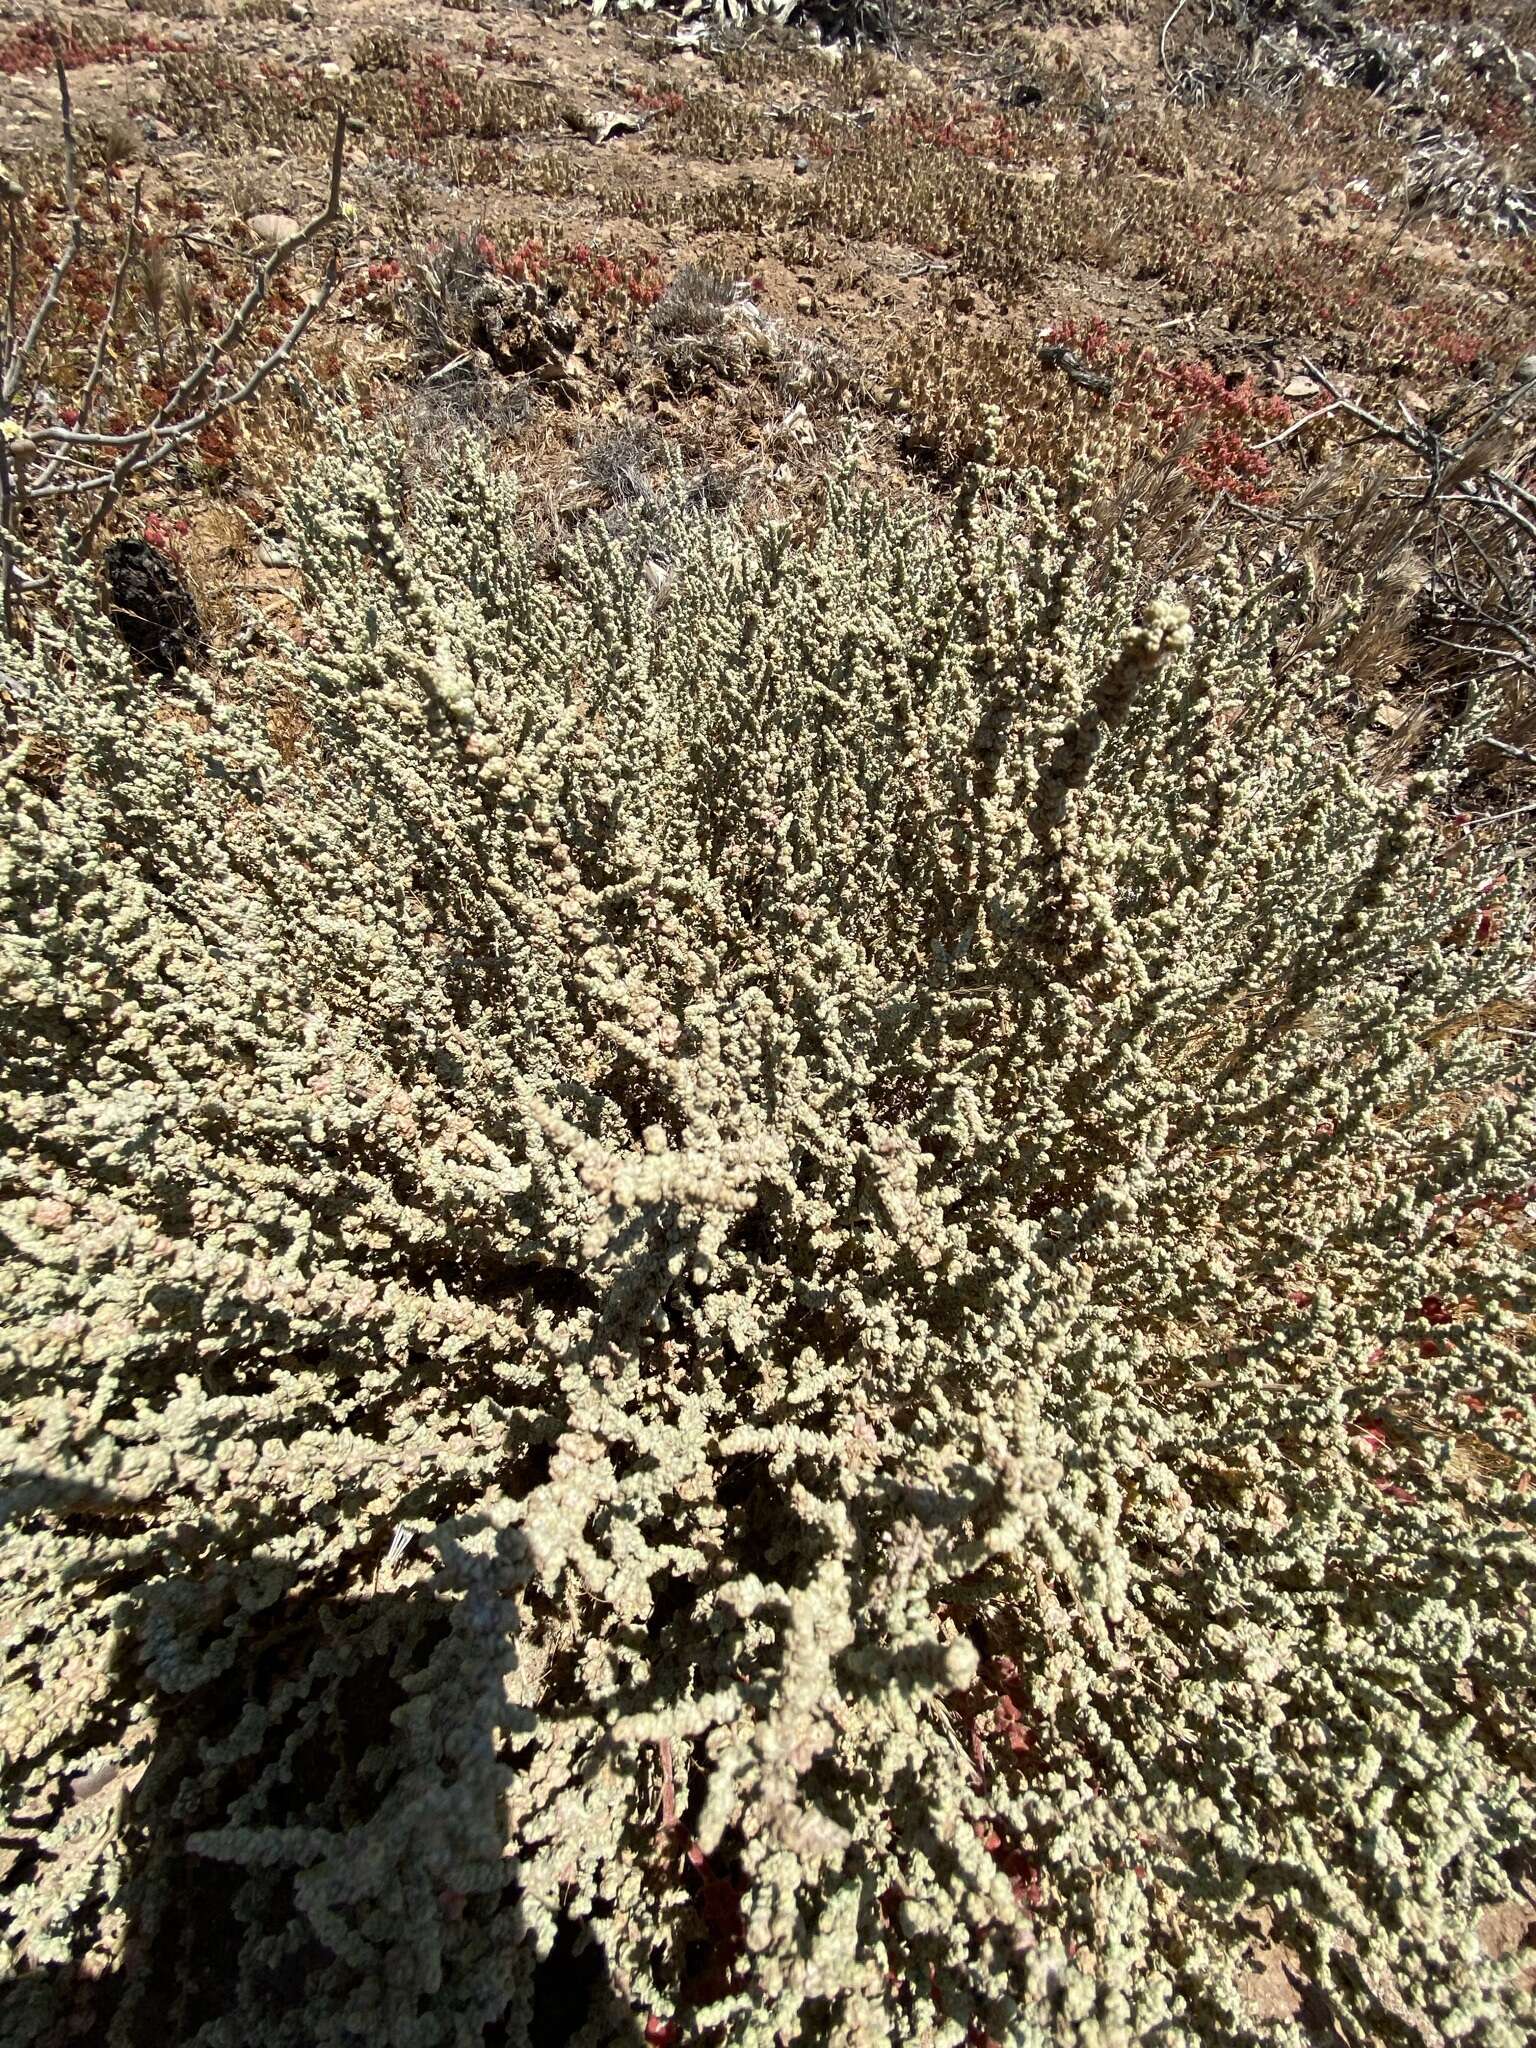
[1,441,1532,2047]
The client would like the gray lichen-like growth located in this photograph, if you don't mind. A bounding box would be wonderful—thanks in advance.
[2,437,1532,2046]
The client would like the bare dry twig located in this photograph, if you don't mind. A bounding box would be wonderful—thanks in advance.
[1275,353,1536,773]
[0,37,347,639]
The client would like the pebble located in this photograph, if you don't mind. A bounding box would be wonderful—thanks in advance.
[247,212,301,250]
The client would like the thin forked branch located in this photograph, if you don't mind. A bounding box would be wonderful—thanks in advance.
[0,71,347,634]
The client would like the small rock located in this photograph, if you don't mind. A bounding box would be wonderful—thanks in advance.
[287,0,309,19]
[796,294,814,314]
[319,61,342,79]
[1514,353,1536,386]
[586,109,644,144]
[247,212,301,250]
[1372,699,1410,733]
[793,154,810,175]
[1283,373,1321,401]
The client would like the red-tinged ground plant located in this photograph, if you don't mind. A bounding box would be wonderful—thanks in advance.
[895,304,1536,802]
[157,45,558,169]
[0,12,165,78]
[1,432,1532,2046]
[1042,319,1298,506]
[894,313,1302,513]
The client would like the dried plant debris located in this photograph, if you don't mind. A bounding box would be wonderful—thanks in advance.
[1400,126,1536,237]
[571,0,903,43]
[648,264,776,387]
[100,538,206,681]
[410,235,586,403]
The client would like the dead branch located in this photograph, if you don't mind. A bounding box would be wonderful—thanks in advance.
[1159,0,1194,87]
[1251,353,1536,776]
[1,45,79,409]
[0,60,347,638]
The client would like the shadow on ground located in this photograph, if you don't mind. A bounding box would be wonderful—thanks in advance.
[0,1535,642,2048]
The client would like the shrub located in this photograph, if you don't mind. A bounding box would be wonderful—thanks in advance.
[648,265,779,390]
[2,439,1533,2046]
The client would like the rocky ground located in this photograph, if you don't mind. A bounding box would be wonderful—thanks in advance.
[0,0,1532,744]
